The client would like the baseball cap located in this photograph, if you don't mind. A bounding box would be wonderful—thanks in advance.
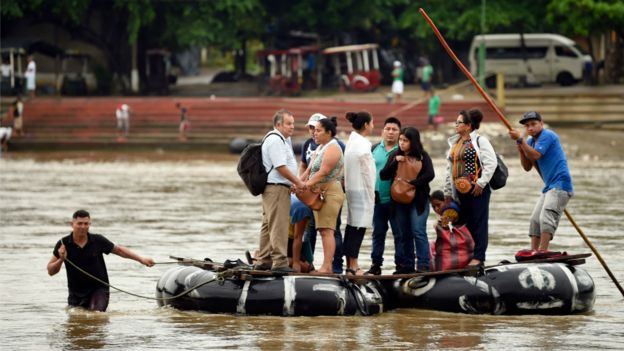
[306,113,327,127]
[393,61,401,67]
[121,104,129,111]
[519,111,542,124]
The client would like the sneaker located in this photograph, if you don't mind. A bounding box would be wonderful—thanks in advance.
[271,266,295,273]
[366,264,382,275]
[393,266,416,275]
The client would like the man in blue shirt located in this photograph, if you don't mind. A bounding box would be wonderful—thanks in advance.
[509,111,573,252]
[367,117,401,275]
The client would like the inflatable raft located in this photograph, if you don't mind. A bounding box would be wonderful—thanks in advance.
[156,254,595,316]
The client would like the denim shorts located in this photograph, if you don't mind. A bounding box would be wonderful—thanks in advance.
[529,188,573,237]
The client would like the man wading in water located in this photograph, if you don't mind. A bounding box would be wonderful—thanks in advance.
[47,210,154,312]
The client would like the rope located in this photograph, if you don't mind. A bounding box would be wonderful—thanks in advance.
[62,255,230,301]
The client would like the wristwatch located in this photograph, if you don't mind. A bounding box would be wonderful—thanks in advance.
[516,138,523,145]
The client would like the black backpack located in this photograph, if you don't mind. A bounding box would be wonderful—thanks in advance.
[237,132,284,196]
[477,136,508,190]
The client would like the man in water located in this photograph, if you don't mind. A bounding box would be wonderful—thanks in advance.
[509,111,573,252]
[47,210,154,312]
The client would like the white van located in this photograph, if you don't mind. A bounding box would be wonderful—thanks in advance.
[469,33,592,86]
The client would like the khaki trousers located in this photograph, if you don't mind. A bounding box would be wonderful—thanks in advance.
[258,185,290,268]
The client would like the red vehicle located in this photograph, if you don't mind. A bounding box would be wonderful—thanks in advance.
[322,43,381,92]
[256,46,319,96]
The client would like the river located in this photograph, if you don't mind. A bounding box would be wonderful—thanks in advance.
[1,151,623,350]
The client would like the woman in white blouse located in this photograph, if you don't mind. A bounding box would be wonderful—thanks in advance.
[343,111,376,275]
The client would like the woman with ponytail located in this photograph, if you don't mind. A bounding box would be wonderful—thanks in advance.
[343,111,376,275]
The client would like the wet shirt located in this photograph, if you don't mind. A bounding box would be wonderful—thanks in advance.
[53,233,115,298]
[528,129,573,193]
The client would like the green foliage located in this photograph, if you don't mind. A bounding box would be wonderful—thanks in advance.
[156,0,264,49]
[116,0,156,44]
[546,0,624,36]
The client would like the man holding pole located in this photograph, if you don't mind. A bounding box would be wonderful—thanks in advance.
[509,111,573,252]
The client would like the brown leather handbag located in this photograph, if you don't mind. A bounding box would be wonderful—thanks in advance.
[391,156,422,204]
[296,186,324,211]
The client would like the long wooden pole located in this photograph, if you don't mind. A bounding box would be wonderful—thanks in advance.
[418,7,624,297]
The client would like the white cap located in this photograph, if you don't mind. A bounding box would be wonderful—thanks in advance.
[393,61,401,67]
[121,104,129,111]
[306,113,327,127]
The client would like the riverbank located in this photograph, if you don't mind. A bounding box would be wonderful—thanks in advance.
[2,124,620,162]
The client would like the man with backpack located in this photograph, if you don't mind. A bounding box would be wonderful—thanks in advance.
[256,109,304,273]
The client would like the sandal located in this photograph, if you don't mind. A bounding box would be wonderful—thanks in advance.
[346,268,365,276]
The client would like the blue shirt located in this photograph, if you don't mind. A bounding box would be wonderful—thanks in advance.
[528,129,573,193]
[372,141,399,203]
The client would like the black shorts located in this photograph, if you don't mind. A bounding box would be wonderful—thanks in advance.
[68,288,110,312]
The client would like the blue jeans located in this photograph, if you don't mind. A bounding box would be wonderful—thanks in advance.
[370,201,401,266]
[304,208,344,274]
[394,200,430,271]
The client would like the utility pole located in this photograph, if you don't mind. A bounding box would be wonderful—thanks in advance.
[478,0,486,87]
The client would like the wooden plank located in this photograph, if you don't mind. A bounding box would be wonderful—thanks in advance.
[168,253,592,281]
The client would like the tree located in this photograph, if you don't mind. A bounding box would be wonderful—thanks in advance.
[546,0,624,83]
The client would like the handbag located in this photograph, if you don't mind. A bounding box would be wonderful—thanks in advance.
[390,155,422,204]
[296,186,324,211]
[297,154,342,211]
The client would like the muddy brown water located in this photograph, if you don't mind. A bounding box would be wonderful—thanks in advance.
[1,151,622,350]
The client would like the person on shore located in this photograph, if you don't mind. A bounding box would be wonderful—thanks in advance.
[509,111,573,252]
[0,126,12,157]
[421,59,433,99]
[25,55,36,99]
[428,89,441,130]
[116,104,130,142]
[176,102,190,142]
[299,113,345,274]
[444,109,497,266]
[380,127,435,273]
[11,95,24,137]
[256,109,303,273]
[367,117,401,275]
[391,61,404,103]
[47,210,154,312]
[300,117,345,274]
[343,111,375,275]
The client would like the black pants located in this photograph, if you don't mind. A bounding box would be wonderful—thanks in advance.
[343,225,366,258]
[68,288,110,312]
[457,186,491,262]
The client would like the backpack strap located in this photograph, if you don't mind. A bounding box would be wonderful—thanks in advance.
[262,131,285,144]
[371,142,380,152]
[261,131,286,175]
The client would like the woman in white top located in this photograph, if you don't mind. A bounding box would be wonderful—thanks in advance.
[343,111,375,275]
[25,56,36,98]
[444,108,497,266]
